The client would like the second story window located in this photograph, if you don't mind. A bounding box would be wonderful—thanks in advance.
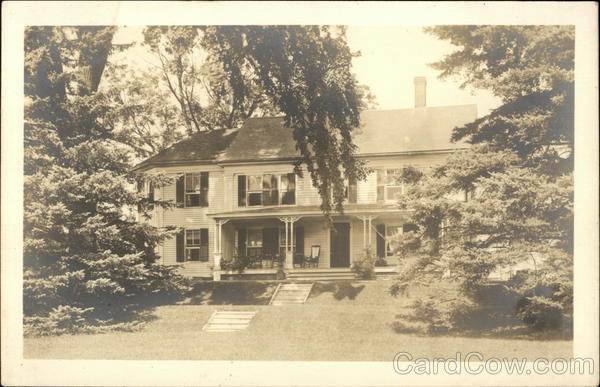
[238,173,296,207]
[377,168,404,202]
[176,172,209,207]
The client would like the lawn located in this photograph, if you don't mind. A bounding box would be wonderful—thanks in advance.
[24,280,572,361]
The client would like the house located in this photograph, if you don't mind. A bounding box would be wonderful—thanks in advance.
[134,77,477,280]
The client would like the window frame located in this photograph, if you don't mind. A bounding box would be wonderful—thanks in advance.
[377,168,405,202]
[184,172,209,208]
[185,228,209,262]
[384,224,403,257]
[244,173,296,207]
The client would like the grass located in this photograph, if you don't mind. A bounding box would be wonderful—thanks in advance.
[24,280,572,361]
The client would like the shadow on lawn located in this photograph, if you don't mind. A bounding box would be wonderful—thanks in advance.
[392,284,573,341]
[310,281,365,300]
[181,281,277,305]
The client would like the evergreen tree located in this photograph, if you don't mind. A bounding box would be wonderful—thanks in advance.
[391,26,574,334]
[24,26,188,336]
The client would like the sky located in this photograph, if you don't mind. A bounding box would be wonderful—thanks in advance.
[112,26,501,117]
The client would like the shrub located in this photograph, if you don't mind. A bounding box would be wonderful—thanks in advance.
[516,295,564,331]
[23,305,146,337]
[351,249,376,280]
[220,256,250,273]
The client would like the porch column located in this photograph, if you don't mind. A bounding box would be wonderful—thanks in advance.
[278,216,300,269]
[357,215,377,252]
[357,216,368,249]
[212,219,228,281]
[278,217,290,269]
[368,217,373,247]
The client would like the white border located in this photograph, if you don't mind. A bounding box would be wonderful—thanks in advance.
[2,2,598,386]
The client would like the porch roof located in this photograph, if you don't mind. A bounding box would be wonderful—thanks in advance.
[208,204,404,219]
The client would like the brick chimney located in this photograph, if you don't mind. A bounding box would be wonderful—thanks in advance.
[414,76,427,108]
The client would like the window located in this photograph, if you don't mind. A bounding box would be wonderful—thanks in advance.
[377,168,404,201]
[239,173,296,207]
[246,229,262,257]
[185,229,208,261]
[184,172,209,207]
[280,173,296,205]
[385,225,403,256]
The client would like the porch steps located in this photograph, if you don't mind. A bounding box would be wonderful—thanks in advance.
[286,269,355,281]
[269,283,313,305]
[202,310,257,332]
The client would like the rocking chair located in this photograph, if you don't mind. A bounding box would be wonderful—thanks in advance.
[304,245,320,268]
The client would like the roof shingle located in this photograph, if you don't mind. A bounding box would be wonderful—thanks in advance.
[136,104,477,169]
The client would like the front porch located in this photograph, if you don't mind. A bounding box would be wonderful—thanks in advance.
[209,205,410,281]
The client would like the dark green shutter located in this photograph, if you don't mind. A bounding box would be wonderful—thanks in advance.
[200,172,209,207]
[376,224,386,258]
[176,175,184,207]
[376,169,384,201]
[237,228,246,256]
[238,175,246,206]
[148,183,154,201]
[200,228,209,261]
[137,180,144,213]
[294,226,304,254]
[176,230,185,262]
[348,178,357,203]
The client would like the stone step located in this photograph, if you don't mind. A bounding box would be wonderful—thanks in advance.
[269,283,314,305]
[203,311,256,332]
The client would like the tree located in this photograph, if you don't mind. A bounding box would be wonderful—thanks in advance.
[142,26,279,134]
[198,26,370,215]
[390,26,574,334]
[24,26,188,336]
[103,65,186,160]
[141,26,377,215]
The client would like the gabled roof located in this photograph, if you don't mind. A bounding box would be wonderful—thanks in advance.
[135,104,477,169]
[220,104,476,162]
[133,128,239,170]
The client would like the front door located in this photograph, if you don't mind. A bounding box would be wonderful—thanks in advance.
[330,223,350,268]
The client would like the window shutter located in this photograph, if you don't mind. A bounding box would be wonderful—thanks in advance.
[137,180,144,213]
[176,175,184,207]
[238,175,246,206]
[200,172,209,207]
[200,228,209,261]
[237,228,247,256]
[376,169,384,201]
[294,226,304,254]
[148,183,155,202]
[176,230,185,262]
[348,178,358,204]
[376,224,386,258]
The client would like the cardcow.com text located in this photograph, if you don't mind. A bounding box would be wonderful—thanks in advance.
[393,352,595,376]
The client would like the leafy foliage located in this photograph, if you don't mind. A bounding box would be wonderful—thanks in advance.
[351,248,376,280]
[391,26,573,333]
[24,26,190,336]
[198,26,370,215]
